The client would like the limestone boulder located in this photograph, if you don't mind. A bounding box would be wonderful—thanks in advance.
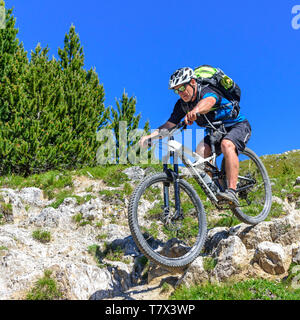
[253,241,291,275]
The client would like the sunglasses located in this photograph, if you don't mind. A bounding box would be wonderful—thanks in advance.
[173,84,187,94]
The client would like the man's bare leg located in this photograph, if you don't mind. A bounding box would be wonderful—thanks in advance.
[220,139,239,190]
[195,141,212,176]
[214,138,240,206]
[196,140,212,158]
[196,138,240,205]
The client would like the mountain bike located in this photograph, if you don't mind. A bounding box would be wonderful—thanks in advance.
[128,119,272,270]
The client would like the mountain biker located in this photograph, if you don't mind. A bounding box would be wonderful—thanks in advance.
[139,67,252,206]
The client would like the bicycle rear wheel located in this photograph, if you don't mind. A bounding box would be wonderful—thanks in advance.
[222,147,272,225]
[128,172,207,270]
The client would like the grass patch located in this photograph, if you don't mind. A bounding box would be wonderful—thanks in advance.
[87,244,109,268]
[71,213,92,227]
[104,245,125,262]
[49,193,95,209]
[75,164,130,187]
[32,229,51,243]
[284,262,300,287]
[26,270,63,300]
[87,243,131,266]
[99,189,125,201]
[207,210,240,228]
[203,257,217,272]
[0,245,8,256]
[0,202,13,215]
[0,213,4,225]
[123,182,133,196]
[267,202,285,219]
[0,201,13,224]
[135,255,150,280]
[98,183,132,201]
[102,243,131,264]
[0,170,73,199]
[261,151,300,199]
[170,278,300,300]
[96,233,108,240]
[161,282,172,294]
[88,244,101,257]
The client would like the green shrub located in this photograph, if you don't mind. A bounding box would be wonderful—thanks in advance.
[88,243,130,266]
[32,230,51,243]
[203,257,217,272]
[0,201,13,224]
[26,270,63,300]
[0,10,108,176]
[123,182,133,196]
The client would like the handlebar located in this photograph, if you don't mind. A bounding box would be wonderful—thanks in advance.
[145,121,186,147]
[145,114,226,147]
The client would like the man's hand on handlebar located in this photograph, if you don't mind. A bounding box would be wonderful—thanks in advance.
[138,122,188,148]
[139,135,152,149]
[184,109,199,126]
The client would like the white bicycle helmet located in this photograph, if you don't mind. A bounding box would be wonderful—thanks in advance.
[168,67,195,89]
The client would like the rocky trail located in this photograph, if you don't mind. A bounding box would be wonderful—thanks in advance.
[0,165,300,300]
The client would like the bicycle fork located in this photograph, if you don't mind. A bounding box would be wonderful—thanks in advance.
[163,149,182,222]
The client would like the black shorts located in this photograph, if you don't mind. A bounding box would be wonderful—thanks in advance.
[204,120,251,155]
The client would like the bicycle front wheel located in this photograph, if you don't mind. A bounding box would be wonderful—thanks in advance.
[128,172,207,270]
[226,147,272,225]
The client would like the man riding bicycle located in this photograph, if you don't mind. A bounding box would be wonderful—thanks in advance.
[139,67,252,206]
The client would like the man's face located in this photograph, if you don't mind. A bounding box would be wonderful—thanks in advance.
[174,79,197,102]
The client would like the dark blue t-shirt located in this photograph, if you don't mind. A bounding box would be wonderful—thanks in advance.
[168,85,245,128]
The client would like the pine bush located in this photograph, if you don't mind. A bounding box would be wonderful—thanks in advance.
[0,7,109,175]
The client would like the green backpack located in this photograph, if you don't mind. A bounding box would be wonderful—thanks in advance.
[194,65,241,115]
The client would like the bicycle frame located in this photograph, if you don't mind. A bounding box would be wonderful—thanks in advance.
[164,138,220,202]
[151,118,258,218]
[156,132,225,221]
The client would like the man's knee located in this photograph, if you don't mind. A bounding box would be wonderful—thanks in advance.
[196,142,211,158]
[221,139,236,154]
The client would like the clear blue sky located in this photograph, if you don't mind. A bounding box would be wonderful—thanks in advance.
[5,0,300,156]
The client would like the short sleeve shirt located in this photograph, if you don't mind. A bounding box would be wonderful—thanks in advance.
[167,84,245,127]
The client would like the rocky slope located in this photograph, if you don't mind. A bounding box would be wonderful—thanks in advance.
[0,163,300,300]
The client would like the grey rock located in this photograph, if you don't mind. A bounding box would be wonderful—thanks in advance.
[78,198,103,221]
[0,188,23,208]
[231,222,273,249]
[211,236,248,281]
[110,236,140,257]
[176,257,209,288]
[270,213,300,246]
[294,177,300,186]
[60,197,78,208]
[158,238,190,258]
[19,187,45,206]
[29,207,61,228]
[253,241,290,275]
[123,167,145,181]
[292,246,300,264]
[204,227,229,254]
